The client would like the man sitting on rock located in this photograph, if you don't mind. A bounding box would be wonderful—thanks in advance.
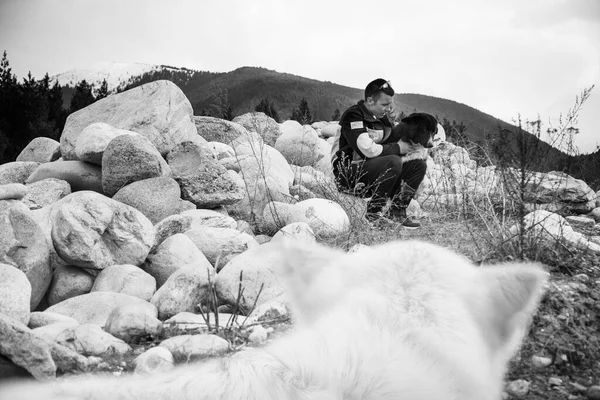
[331,78,427,229]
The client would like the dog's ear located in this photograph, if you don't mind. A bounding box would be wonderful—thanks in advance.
[465,263,548,360]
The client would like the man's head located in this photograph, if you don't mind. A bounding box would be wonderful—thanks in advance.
[364,78,394,119]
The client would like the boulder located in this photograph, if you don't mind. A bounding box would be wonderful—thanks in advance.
[75,122,138,165]
[23,178,71,210]
[275,121,320,167]
[102,134,171,197]
[54,324,131,358]
[0,202,51,309]
[112,176,195,224]
[0,263,32,325]
[16,137,61,163]
[184,227,259,271]
[104,304,162,343]
[91,264,156,301]
[167,141,244,208]
[134,346,174,375]
[51,191,154,270]
[159,334,228,363]
[28,312,78,329]
[261,198,350,238]
[271,222,316,244]
[0,183,28,200]
[46,291,157,327]
[0,161,40,185]
[26,160,103,193]
[232,112,281,146]
[60,80,197,160]
[193,116,249,145]
[47,265,95,306]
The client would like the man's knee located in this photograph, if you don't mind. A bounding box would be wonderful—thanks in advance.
[405,159,427,176]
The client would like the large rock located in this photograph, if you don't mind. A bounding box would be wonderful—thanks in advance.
[0,202,51,309]
[143,233,213,288]
[0,264,32,325]
[102,134,171,197]
[193,116,249,145]
[261,198,350,238]
[46,291,157,327]
[104,304,162,343]
[47,265,95,306]
[60,80,197,160]
[159,334,229,362]
[75,122,139,165]
[112,176,195,224]
[26,160,103,193]
[226,140,293,220]
[522,171,596,213]
[215,243,287,313]
[151,264,214,320]
[0,161,40,185]
[167,141,244,208]
[275,121,321,167]
[16,137,61,163]
[184,227,259,271]
[233,112,281,146]
[0,183,28,200]
[23,178,71,210]
[91,264,156,302]
[54,324,131,358]
[50,191,155,270]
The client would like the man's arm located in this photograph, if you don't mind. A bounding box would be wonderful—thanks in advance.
[340,109,401,159]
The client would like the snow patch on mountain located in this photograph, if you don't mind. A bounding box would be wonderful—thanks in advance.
[50,62,193,92]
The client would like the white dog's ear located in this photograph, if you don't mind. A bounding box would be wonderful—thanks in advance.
[274,239,346,324]
[466,264,548,359]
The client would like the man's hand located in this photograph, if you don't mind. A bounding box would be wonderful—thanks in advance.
[397,140,424,155]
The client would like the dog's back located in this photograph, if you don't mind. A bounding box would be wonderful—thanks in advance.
[0,240,547,400]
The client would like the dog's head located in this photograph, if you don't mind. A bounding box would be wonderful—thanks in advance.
[396,112,438,148]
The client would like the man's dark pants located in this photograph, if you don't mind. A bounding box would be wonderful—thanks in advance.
[334,155,427,214]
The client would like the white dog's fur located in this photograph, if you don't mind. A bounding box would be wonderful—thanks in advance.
[0,240,547,400]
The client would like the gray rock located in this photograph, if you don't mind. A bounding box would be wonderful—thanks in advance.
[23,178,71,210]
[159,334,229,363]
[46,291,157,327]
[143,233,212,288]
[167,141,244,208]
[91,264,156,301]
[184,227,259,271]
[588,385,600,400]
[233,112,281,146]
[0,314,56,380]
[16,137,61,163]
[506,379,530,398]
[205,141,235,160]
[112,176,195,224]
[0,161,40,185]
[0,183,28,200]
[271,222,316,244]
[104,304,162,343]
[0,202,51,309]
[180,209,237,229]
[28,312,78,329]
[275,121,320,167]
[193,116,249,145]
[0,263,32,325]
[26,160,103,193]
[215,243,287,313]
[47,265,95,306]
[54,324,131,358]
[51,191,155,270]
[75,122,138,165]
[151,264,214,320]
[60,80,197,160]
[134,346,174,375]
[102,134,171,197]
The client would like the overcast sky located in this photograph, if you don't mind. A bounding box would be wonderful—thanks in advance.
[1,0,598,153]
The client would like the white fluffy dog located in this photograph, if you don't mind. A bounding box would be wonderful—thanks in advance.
[0,240,547,400]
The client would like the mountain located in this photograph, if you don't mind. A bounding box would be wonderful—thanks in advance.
[53,63,600,188]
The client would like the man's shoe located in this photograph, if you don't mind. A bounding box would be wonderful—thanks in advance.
[389,207,421,229]
[365,212,393,227]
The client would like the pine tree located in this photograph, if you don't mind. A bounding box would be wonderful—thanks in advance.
[255,97,280,122]
[331,108,341,121]
[96,79,109,100]
[70,79,96,113]
[291,98,312,124]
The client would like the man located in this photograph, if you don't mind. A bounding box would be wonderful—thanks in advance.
[331,78,428,229]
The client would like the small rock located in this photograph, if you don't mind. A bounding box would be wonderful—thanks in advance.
[548,377,563,386]
[247,325,269,344]
[531,355,553,368]
[506,379,530,398]
[159,334,229,363]
[588,385,600,400]
[570,382,587,394]
[134,346,175,375]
